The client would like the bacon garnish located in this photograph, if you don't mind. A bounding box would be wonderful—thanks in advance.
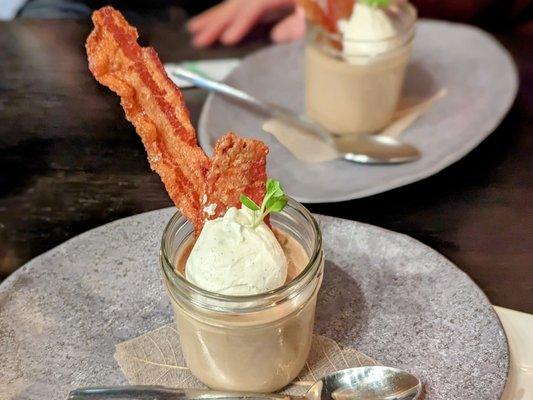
[327,0,355,24]
[297,0,355,33]
[202,133,268,222]
[86,7,267,232]
[296,0,337,33]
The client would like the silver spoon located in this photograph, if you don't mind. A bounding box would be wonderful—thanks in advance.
[68,365,422,399]
[170,67,421,164]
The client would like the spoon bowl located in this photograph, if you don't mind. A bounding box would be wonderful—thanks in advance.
[307,366,422,400]
[336,134,421,164]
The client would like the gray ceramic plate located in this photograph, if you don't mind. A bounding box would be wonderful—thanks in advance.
[199,20,518,203]
[0,209,508,399]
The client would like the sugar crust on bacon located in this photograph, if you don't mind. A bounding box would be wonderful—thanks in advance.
[202,133,268,221]
[86,7,267,232]
[327,0,355,24]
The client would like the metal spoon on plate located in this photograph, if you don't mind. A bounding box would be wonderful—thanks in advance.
[68,365,422,399]
[170,67,421,165]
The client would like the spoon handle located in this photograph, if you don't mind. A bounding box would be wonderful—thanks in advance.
[68,385,293,400]
[169,67,333,144]
[170,67,280,116]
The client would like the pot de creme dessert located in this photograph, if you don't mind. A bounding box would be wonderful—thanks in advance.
[86,7,324,393]
[164,191,323,392]
[303,0,417,135]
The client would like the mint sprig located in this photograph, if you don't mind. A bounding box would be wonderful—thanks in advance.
[361,0,391,7]
[240,179,288,228]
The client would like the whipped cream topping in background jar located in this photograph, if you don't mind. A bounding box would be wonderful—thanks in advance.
[305,1,417,135]
[160,198,324,392]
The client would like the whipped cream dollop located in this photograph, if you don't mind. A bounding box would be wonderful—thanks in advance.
[338,3,398,62]
[185,207,288,295]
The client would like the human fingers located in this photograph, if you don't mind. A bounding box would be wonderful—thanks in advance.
[187,2,227,33]
[220,0,294,45]
[270,6,306,43]
[219,1,270,45]
[192,9,234,47]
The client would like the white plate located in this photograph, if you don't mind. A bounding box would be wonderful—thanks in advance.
[198,20,518,203]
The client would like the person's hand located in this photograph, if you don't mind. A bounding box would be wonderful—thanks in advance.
[187,0,306,47]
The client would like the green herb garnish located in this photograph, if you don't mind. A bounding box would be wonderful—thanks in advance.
[240,179,288,228]
[361,0,391,7]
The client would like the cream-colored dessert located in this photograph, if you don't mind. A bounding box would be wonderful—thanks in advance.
[185,207,288,295]
[177,228,308,286]
[305,1,417,135]
[338,2,399,61]
[163,204,323,392]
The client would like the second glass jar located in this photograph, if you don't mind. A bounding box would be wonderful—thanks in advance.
[305,2,417,135]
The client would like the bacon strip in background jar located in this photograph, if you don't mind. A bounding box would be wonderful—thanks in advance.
[327,0,355,25]
[297,0,355,33]
[296,0,338,33]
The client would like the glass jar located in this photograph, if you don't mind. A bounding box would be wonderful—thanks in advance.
[305,2,417,135]
[160,199,324,392]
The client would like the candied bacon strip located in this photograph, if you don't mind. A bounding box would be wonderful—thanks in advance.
[296,0,337,33]
[86,6,209,227]
[327,0,355,23]
[86,7,268,233]
[202,133,268,222]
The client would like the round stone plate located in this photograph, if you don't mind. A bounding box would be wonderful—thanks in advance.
[0,209,508,399]
[199,20,518,203]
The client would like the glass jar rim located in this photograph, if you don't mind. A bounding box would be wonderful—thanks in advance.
[160,197,322,310]
[307,2,417,45]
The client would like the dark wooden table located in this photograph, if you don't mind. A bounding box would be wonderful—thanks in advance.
[0,17,531,313]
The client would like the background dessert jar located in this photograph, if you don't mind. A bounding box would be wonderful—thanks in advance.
[160,198,324,392]
[305,1,417,135]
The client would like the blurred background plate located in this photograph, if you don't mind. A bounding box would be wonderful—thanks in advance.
[198,20,518,203]
[0,209,508,399]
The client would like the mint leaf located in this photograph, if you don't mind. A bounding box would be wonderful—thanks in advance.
[267,197,287,213]
[240,194,260,211]
[361,0,390,7]
[265,193,285,211]
[240,179,288,228]
[266,179,283,197]
[267,179,286,201]
[266,178,278,193]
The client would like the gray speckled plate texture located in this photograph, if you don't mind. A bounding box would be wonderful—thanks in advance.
[0,209,508,399]
[199,20,518,203]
